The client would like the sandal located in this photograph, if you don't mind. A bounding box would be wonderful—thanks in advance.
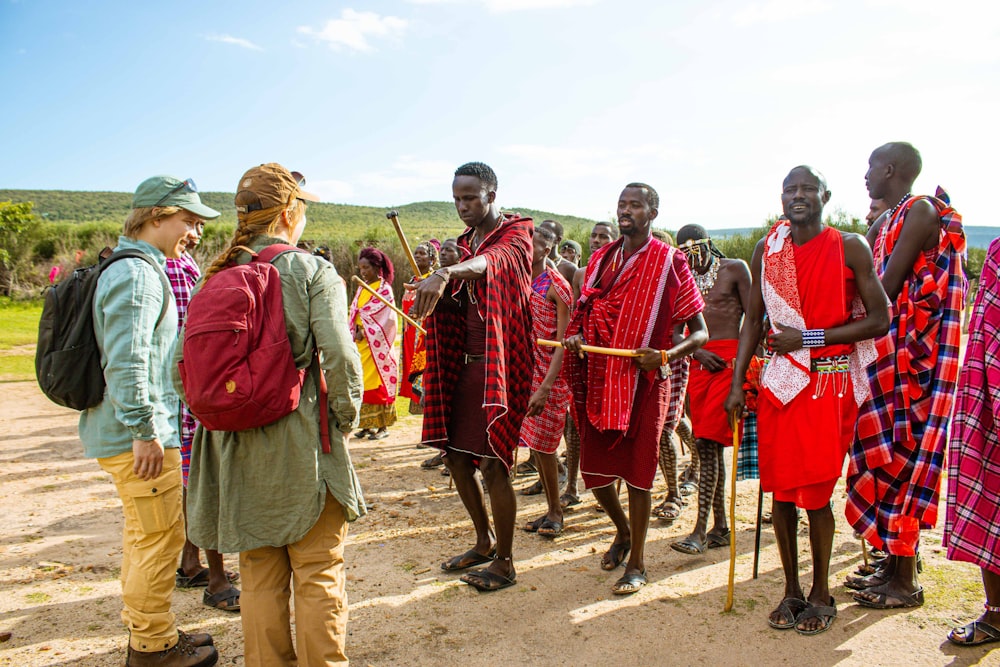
[460,567,516,592]
[421,453,444,469]
[853,585,924,609]
[706,530,730,549]
[795,597,836,636]
[670,536,706,555]
[175,567,239,588]
[520,479,544,496]
[612,570,647,595]
[600,541,631,571]
[202,586,241,612]
[844,569,889,591]
[523,516,547,533]
[679,481,698,497]
[768,596,809,630]
[948,620,1000,646]
[441,548,496,572]
[559,493,581,508]
[653,499,683,522]
[369,429,389,440]
[537,518,563,538]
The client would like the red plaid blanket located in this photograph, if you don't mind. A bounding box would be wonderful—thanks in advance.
[421,214,534,469]
[846,190,967,555]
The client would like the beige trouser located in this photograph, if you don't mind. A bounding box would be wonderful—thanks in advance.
[240,491,349,666]
[98,448,184,652]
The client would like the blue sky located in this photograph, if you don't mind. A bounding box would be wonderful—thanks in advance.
[1,0,996,230]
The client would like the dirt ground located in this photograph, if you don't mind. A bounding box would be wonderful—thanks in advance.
[1,380,998,667]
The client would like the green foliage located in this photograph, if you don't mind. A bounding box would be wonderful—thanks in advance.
[0,299,43,348]
[0,200,39,296]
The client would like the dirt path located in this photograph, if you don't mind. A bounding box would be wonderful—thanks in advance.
[1,380,997,666]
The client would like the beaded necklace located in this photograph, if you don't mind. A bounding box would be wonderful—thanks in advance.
[694,256,720,295]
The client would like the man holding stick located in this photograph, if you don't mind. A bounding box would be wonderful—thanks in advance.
[724,166,889,635]
[563,183,708,595]
[410,161,533,592]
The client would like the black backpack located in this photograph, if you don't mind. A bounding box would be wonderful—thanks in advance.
[35,248,171,410]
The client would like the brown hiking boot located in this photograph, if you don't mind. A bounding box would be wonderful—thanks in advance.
[178,630,213,648]
[126,638,218,667]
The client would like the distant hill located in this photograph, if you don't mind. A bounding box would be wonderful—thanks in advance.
[0,189,601,244]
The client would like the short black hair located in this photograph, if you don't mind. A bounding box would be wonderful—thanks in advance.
[625,182,659,209]
[540,219,564,240]
[535,225,557,245]
[676,224,709,245]
[594,221,620,239]
[454,162,498,191]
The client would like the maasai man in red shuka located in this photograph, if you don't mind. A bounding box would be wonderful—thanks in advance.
[564,183,708,596]
[519,224,573,539]
[670,225,751,557]
[847,143,967,611]
[944,237,1000,647]
[725,166,889,636]
[410,162,533,593]
[349,246,398,440]
[399,241,438,414]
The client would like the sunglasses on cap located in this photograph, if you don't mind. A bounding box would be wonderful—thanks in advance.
[155,178,198,207]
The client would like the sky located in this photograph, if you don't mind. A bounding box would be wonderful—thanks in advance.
[1,0,997,230]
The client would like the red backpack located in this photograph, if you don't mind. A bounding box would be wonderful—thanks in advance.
[178,244,308,433]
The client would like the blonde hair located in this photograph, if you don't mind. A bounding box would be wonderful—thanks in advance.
[203,199,302,281]
[123,206,181,239]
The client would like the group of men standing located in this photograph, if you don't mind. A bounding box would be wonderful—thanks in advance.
[410,144,997,644]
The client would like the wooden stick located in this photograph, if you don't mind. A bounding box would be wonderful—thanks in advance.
[861,536,870,568]
[725,416,741,612]
[351,275,426,334]
[752,484,763,579]
[386,210,421,279]
[536,339,642,358]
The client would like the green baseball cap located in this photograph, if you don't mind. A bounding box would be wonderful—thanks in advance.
[132,175,221,219]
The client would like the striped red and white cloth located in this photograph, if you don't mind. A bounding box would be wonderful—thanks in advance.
[520,268,573,454]
[846,191,967,556]
[945,237,1000,576]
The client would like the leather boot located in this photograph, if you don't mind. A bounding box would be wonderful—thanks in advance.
[178,631,213,648]
[126,638,218,667]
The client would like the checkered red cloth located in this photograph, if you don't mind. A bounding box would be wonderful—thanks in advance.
[421,214,534,470]
[663,357,689,434]
[165,253,201,486]
[520,268,573,454]
[846,191,967,555]
[945,237,1000,576]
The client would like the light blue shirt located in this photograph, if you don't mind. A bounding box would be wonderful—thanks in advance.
[79,237,179,459]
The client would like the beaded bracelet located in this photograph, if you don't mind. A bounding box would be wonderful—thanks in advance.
[986,603,1000,614]
[801,329,825,348]
[432,268,450,284]
[661,350,670,366]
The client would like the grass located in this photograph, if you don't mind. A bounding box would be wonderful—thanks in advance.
[0,353,35,382]
[0,299,42,349]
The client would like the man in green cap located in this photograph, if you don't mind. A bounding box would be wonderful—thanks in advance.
[78,175,222,667]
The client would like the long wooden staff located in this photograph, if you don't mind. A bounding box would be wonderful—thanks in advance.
[351,276,426,335]
[724,414,741,612]
[536,339,642,358]
[386,210,421,279]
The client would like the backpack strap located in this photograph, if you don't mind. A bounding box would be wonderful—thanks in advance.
[101,250,173,328]
[254,243,304,265]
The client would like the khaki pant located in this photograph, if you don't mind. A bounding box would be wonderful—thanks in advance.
[240,491,349,666]
[98,448,184,651]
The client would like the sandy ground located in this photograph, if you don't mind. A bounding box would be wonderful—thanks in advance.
[1,380,999,667]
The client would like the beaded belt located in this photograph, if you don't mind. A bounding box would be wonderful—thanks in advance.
[762,353,851,399]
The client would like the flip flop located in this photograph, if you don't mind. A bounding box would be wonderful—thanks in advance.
[706,530,730,549]
[537,518,563,538]
[600,541,631,571]
[852,585,924,609]
[559,493,581,509]
[679,481,698,497]
[670,537,706,555]
[520,479,544,496]
[844,570,889,591]
[460,567,516,592]
[202,586,241,612]
[795,598,836,636]
[767,596,809,630]
[175,567,239,588]
[948,620,1000,646]
[612,570,647,595]
[441,548,496,572]
[421,454,444,469]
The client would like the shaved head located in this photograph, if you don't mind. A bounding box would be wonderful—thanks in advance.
[872,142,922,183]
[784,165,828,193]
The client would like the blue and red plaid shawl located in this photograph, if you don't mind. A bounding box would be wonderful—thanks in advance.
[846,189,967,555]
[421,214,534,470]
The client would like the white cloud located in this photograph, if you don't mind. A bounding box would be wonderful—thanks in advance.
[310,179,355,202]
[298,9,407,54]
[203,33,263,51]
[356,156,455,194]
[731,0,832,25]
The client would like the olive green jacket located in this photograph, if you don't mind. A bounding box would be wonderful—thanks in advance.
[174,237,365,552]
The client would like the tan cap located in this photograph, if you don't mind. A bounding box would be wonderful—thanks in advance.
[234,163,320,214]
